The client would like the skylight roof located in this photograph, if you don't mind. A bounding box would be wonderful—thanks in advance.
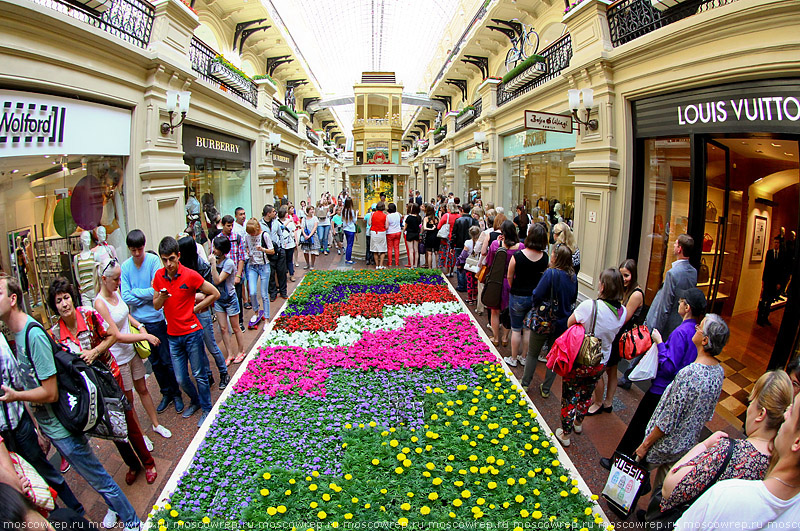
[267,0,462,138]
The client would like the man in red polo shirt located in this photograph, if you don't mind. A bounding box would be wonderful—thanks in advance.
[153,236,219,427]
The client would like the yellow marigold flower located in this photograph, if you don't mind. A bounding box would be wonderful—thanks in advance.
[533,489,541,496]
[266,508,277,516]
[571,487,580,494]
[520,509,530,517]
[401,502,411,511]
[364,503,371,509]
[344,514,353,520]
[542,441,550,448]
[372,459,380,465]
[507,478,516,486]
[344,474,352,480]
[260,488,269,497]
[309,484,318,491]
[426,462,435,470]
[332,523,339,529]
[397,453,406,461]
[497,459,505,466]
[310,502,318,508]
[551,447,558,454]
[519,478,527,485]
[289,478,296,484]
[532,510,543,519]
[277,506,287,514]
[585,508,593,516]
[470,466,478,473]
[432,478,443,486]
[159,527,167,531]
[420,506,431,515]
[428,492,439,501]
[560,490,569,497]
[515,494,524,503]
[453,499,463,507]
[317,511,327,520]
[170,510,178,518]
[398,518,408,527]
[345,423,352,429]
[390,440,399,447]
[449,512,456,518]
[462,490,471,498]
[445,465,453,472]
[476,497,486,505]
[403,459,412,467]
[422,470,431,476]
[322,493,331,502]
[202,517,210,524]
[487,481,497,489]
[262,472,271,480]
[395,467,404,474]
[552,460,560,466]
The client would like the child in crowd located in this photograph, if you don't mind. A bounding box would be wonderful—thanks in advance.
[459,225,483,304]
[209,236,246,365]
[332,206,344,255]
[244,218,274,329]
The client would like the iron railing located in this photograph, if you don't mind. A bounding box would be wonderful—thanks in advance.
[474,97,482,120]
[497,34,573,108]
[433,125,447,145]
[28,0,154,48]
[306,128,319,146]
[607,0,738,47]
[431,1,490,89]
[189,37,258,108]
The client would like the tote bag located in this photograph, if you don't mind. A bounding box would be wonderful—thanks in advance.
[602,452,649,517]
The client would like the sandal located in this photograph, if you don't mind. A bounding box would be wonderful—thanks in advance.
[125,468,139,486]
[145,467,158,485]
[233,352,246,364]
[225,358,233,367]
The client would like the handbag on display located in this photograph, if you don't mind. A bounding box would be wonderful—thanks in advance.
[703,233,714,253]
[524,282,556,335]
[698,258,710,283]
[575,300,602,367]
[618,324,652,361]
[602,452,649,518]
[705,201,718,222]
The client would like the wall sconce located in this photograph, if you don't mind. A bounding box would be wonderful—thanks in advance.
[473,131,489,154]
[567,88,598,132]
[161,90,191,134]
[265,132,282,155]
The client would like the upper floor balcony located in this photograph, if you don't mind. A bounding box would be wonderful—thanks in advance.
[189,37,258,108]
[607,0,738,47]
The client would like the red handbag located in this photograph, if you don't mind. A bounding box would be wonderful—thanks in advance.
[702,233,713,252]
[618,324,652,360]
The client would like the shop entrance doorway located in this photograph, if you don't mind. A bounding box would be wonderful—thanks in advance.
[635,134,799,429]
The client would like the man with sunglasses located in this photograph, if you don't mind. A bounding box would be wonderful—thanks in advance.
[121,230,183,414]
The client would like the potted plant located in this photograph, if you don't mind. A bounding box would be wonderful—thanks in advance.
[502,55,546,91]
[455,105,475,125]
[209,56,253,93]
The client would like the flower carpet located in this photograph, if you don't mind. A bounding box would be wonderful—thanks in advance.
[152,269,607,529]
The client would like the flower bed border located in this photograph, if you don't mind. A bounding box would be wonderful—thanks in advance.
[147,272,610,528]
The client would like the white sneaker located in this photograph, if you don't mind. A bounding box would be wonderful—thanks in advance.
[554,428,571,447]
[518,356,527,366]
[102,509,118,529]
[143,435,154,452]
[153,424,172,439]
[503,356,518,367]
[537,353,548,363]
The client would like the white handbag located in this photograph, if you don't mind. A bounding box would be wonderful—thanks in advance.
[436,222,450,239]
[464,251,481,273]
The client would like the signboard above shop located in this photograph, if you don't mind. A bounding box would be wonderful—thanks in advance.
[634,79,800,137]
[305,157,327,164]
[183,125,251,163]
[424,157,444,165]
[0,89,131,156]
[524,110,573,133]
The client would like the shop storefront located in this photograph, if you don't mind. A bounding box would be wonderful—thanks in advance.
[629,78,800,424]
[271,149,295,207]
[0,89,131,323]
[183,125,251,231]
[504,129,576,225]
[458,147,482,203]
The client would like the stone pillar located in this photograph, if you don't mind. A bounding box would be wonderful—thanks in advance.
[476,117,500,208]
[255,77,278,119]
[137,0,199,244]
[563,0,619,295]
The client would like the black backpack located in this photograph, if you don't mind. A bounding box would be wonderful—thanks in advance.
[481,247,508,308]
[23,321,128,441]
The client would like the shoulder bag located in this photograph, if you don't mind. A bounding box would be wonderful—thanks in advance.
[436,217,451,239]
[525,278,556,335]
[129,323,151,359]
[644,439,735,527]
[618,324,652,361]
[575,300,602,366]
[464,246,481,273]
[481,247,508,308]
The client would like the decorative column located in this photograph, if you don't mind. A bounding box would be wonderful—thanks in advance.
[477,117,499,208]
[256,78,279,211]
[563,0,619,294]
[136,0,199,243]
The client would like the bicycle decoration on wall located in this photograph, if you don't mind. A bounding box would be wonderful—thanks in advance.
[487,18,540,72]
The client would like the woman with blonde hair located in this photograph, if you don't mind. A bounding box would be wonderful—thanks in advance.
[648,370,793,523]
[553,222,580,275]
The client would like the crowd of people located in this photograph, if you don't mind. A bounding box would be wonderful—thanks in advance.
[0,188,798,528]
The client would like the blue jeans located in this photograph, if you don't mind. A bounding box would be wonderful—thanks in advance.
[51,433,140,527]
[168,329,212,412]
[317,224,331,252]
[140,318,181,399]
[246,262,271,317]
[197,309,227,378]
[344,230,356,261]
[508,293,533,332]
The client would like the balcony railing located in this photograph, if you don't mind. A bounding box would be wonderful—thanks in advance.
[29,0,154,48]
[455,98,483,132]
[189,37,258,108]
[607,0,738,47]
[497,34,573,108]
[306,128,319,146]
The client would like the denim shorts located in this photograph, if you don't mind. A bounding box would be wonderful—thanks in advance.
[508,293,533,331]
[214,290,240,316]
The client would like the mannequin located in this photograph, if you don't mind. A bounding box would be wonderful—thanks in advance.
[92,226,117,266]
[186,189,201,238]
[74,231,97,307]
[553,202,564,224]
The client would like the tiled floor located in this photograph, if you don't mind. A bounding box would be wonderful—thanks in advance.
[57,250,746,526]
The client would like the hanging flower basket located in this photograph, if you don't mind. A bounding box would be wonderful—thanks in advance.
[455,109,475,125]
[502,56,547,91]
[209,62,252,93]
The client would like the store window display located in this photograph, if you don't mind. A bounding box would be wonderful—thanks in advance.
[508,151,576,227]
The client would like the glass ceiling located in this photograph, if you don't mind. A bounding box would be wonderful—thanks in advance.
[267,0,462,139]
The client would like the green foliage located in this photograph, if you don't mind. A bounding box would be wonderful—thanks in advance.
[502,55,545,84]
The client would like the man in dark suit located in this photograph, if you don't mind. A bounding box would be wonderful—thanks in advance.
[415,190,423,206]
[759,235,783,326]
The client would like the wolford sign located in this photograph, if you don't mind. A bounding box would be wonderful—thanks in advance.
[634,80,800,138]
[677,97,800,126]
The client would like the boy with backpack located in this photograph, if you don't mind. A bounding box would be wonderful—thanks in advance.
[0,274,141,529]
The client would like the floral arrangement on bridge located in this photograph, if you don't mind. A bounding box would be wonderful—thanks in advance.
[150,270,608,529]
